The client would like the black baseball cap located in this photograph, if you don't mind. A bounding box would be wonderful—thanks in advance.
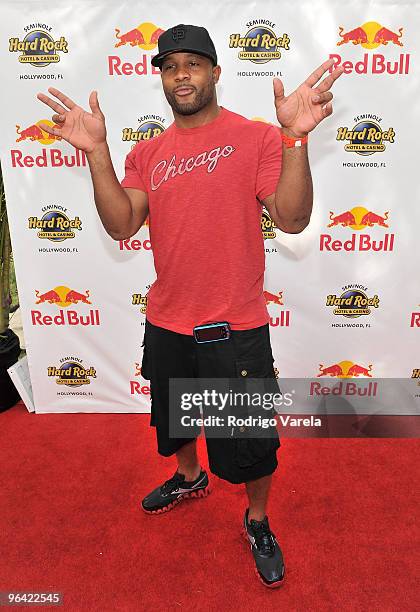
[151,24,218,69]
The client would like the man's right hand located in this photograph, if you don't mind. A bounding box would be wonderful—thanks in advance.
[36,87,106,154]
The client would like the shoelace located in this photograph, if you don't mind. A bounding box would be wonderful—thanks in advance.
[251,519,275,555]
[160,472,185,495]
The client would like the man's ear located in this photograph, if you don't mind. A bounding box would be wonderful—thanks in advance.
[213,65,221,84]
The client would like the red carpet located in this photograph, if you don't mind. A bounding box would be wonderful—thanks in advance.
[0,402,419,611]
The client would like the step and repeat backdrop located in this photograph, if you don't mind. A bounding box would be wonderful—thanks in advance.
[1,0,419,414]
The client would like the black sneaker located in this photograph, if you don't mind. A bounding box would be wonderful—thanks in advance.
[141,469,210,514]
[242,508,286,588]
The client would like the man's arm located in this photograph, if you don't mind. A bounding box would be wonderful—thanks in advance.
[262,128,313,234]
[262,58,343,233]
[87,142,149,241]
[36,88,149,241]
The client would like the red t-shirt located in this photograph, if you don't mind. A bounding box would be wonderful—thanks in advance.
[121,106,282,335]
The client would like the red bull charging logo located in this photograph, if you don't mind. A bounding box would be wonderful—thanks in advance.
[320,206,395,252]
[337,23,403,48]
[32,286,100,327]
[329,21,410,75]
[328,207,389,230]
[317,361,373,378]
[12,119,86,169]
[16,121,61,144]
[115,23,164,50]
[410,305,420,328]
[264,289,290,327]
[109,22,164,76]
[131,362,151,397]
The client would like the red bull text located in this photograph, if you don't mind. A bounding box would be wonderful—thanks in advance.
[11,148,86,168]
[31,310,100,326]
[310,381,378,397]
[320,233,394,252]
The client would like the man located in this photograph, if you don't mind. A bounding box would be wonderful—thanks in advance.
[37,24,343,588]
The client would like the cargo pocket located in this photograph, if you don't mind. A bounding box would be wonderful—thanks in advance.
[234,355,281,397]
[232,356,281,469]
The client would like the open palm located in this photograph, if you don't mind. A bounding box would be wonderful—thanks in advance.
[36,87,106,153]
[274,58,344,138]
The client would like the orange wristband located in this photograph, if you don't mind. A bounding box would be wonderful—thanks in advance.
[281,131,308,148]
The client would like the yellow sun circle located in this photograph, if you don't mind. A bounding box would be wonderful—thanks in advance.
[360,21,382,49]
[348,206,369,230]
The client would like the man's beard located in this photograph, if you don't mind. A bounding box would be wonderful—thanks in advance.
[165,82,215,116]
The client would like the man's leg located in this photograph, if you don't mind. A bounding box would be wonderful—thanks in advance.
[141,320,210,514]
[197,323,284,586]
[176,439,201,481]
[245,474,272,522]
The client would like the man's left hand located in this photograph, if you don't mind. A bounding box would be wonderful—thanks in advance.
[274,58,344,138]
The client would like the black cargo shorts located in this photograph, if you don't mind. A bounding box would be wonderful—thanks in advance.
[140,318,281,484]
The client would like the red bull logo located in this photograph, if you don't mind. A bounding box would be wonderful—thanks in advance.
[12,120,87,168]
[329,210,389,228]
[312,360,377,397]
[229,20,291,64]
[317,361,373,378]
[264,289,290,327]
[330,21,410,75]
[321,206,395,252]
[337,22,403,48]
[410,305,420,328]
[11,148,86,169]
[109,22,164,77]
[48,358,96,388]
[9,25,68,67]
[264,290,283,306]
[32,286,100,326]
[119,236,151,251]
[328,207,389,230]
[16,121,61,144]
[115,23,164,50]
[131,362,151,396]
